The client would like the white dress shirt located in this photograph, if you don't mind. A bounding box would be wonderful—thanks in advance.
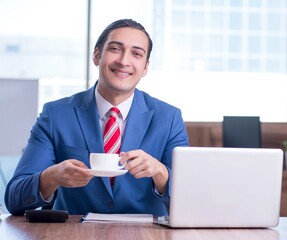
[95,87,134,138]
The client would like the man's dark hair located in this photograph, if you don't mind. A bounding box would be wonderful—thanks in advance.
[95,19,153,61]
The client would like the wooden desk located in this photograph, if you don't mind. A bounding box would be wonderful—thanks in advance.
[1,215,287,240]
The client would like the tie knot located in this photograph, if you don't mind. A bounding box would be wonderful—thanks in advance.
[109,107,120,118]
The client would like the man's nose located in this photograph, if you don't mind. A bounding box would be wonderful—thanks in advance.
[116,51,131,66]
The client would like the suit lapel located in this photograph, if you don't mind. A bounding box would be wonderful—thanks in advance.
[75,85,104,154]
[74,84,114,197]
[121,89,154,152]
[113,90,154,193]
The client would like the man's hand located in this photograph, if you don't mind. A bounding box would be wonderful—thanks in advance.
[120,150,169,194]
[40,159,92,200]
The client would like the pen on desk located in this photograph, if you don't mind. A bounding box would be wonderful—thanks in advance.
[81,213,88,222]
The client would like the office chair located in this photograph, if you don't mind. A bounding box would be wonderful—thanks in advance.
[223,116,261,148]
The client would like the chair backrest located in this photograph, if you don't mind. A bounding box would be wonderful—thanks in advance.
[223,116,261,148]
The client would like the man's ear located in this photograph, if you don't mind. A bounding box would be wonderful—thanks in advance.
[142,60,150,77]
[93,48,100,66]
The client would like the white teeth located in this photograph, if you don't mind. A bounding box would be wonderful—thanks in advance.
[115,71,130,77]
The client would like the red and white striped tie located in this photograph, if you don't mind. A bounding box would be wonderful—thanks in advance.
[104,108,121,186]
[104,107,121,154]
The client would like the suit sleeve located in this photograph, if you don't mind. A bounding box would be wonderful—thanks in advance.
[153,108,189,210]
[5,103,57,215]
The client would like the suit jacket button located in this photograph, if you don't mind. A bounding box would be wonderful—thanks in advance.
[108,202,114,209]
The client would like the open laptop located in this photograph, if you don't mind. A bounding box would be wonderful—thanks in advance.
[156,147,283,228]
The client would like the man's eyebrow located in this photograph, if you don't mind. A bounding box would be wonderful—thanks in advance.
[133,46,146,54]
[108,41,146,54]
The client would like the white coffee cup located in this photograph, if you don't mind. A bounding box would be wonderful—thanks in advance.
[90,153,126,170]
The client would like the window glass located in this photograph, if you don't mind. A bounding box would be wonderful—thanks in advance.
[209,12,224,29]
[229,12,242,29]
[209,58,223,71]
[210,0,225,6]
[267,0,281,8]
[0,0,87,214]
[191,11,205,28]
[228,59,242,71]
[0,0,87,111]
[172,33,187,53]
[191,0,204,6]
[190,34,205,52]
[248,59,261,72]
[266,59,280,72]
[249,0,262,7]
[1,0,286,123]
[248,36,261,53]
[172,10,186,27]
[229,36,242,52]
[209,35,224,53]
[172,0,186,5]
[249,13,261,30]
[268,14,281,31]
[229,0,243,7]
[267,37,281,53]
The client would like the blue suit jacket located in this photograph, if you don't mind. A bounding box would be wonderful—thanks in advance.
[5,84,189,215]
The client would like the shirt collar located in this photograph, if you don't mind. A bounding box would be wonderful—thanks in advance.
[95,87,134,121]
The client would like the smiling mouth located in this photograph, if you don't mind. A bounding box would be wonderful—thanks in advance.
[111,69,132,78]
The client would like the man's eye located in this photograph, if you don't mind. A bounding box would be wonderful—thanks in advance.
[110,47,121,52]
[133,52,143,58]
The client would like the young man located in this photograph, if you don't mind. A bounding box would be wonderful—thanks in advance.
[5,19,189,216]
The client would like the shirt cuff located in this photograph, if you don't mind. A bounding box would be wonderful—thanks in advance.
[39,191,54,203]
[154,185,166,198]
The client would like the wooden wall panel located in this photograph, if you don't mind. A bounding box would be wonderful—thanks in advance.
[185,121,287,150]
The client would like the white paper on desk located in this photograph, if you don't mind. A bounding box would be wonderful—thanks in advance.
[82,213,153,223]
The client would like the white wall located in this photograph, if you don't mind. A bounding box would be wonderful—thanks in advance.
[0,79,38,155]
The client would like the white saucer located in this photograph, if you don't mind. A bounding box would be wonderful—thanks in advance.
[88,169,128,177]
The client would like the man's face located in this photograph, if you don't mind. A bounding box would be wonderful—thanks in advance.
[93,27,149,102]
